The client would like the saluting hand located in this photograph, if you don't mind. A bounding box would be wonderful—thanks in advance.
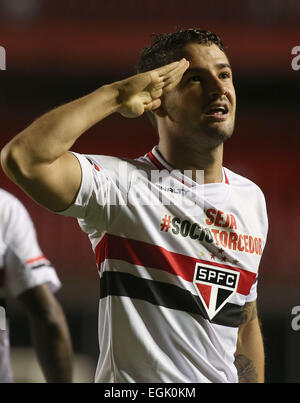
[117,59,189,118]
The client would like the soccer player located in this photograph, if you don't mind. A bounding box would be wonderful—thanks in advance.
[0,188,73,383]
[1,29,268,383]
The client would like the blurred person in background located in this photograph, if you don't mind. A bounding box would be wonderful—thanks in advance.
[0,188,73,383]
[0,28,268,383]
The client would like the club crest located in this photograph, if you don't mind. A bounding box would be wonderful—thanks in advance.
[193,262,240,320]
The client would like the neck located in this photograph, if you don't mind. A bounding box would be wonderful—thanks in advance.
[157,137,224,184]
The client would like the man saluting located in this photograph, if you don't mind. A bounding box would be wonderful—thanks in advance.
[1,29,268,383]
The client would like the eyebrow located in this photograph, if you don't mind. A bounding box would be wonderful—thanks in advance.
[183,63,232,76]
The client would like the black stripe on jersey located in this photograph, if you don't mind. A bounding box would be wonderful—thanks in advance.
[30,263,52,270]
[100,271,243,328]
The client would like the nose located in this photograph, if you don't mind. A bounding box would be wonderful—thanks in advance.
[205,76,227,98]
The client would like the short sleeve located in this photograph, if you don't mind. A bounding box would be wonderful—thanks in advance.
[3,196,61,297]
[56,152,129,250]
[245,276,257,303]
[245,188,268,304]
[57,152,110,220]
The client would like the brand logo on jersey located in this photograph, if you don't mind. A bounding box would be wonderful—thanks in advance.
[157,184,189,194]
[193,263,239,320]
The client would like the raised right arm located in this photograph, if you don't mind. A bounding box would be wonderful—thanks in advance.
[1,59,189,212]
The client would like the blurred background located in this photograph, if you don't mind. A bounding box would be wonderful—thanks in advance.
[0,0,300,383]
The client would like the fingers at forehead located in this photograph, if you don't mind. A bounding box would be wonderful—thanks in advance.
[162,60,189,81]
[163,64,190,91]
[162,62,189,87]
[155,59,187,76]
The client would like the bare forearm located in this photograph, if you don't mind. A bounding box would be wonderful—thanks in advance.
[235,302,265,383]
[19,285,73,382]
[1,83,119,173]
[0,60,188,211]
[1,60,187,178]
[29,317,73,383]
[238,326,264,383]
[234,350,264,383]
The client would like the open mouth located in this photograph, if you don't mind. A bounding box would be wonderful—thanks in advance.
[205,106,229,117]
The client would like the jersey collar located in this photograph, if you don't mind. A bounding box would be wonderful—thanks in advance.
[147,146,230,186]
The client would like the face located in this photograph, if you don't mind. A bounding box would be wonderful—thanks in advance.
[158,43,236,148]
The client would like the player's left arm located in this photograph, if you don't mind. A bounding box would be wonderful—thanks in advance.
[234,300,264,383]
[17,283,73,383]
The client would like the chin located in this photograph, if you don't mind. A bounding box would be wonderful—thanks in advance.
[202,126,233,147]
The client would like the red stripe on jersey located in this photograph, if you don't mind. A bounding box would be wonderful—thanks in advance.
[149,149,229,186]
[147,151,165,170]
[223,169,230,184]
[95,234,256,296]
[148,151,195,188]
[26,255,47,264]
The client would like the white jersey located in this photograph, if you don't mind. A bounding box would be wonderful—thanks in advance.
[60,146,268,383]
[0,188,61,383]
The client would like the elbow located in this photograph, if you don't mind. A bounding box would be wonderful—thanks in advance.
[1,140,33,183]
[1,143,12,176]
[1,142,21,179]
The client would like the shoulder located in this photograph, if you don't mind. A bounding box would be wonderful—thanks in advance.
[0,188,33,232]
[0,188,28,217]
[0,188,18,205]
[224,167,266,201]
[76,153,153,185]
[84,153,152,171]
[224,168,268,236]
[0,189,34,245]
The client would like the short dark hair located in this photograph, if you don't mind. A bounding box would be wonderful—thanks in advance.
[136,28,226,130]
